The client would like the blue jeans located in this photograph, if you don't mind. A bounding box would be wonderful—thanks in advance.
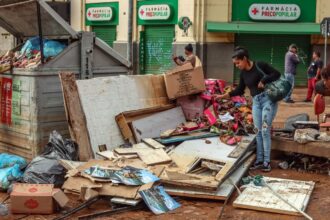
[252,92,278,163]
[284,73,295,101]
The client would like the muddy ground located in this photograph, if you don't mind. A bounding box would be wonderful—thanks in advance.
[1,159,329,220]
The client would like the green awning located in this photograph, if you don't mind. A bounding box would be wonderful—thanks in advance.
[206,22,320,35]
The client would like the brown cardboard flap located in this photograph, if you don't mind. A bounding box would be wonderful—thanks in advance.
[52,189,69,208]
[166,63,194,75]
[12,184,53,196]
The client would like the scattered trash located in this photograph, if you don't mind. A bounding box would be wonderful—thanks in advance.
[23,131,78,187]
[84,166,118,180]
[219,112,235,123]
[139,186,181,215]
[0,164,24,190]
[112,166,160,186]
[0,153,27,169]
[0,203,8,216]
[278,153,330,174]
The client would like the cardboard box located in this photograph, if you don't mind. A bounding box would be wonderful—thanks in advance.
[52,188,69,208]
[11,184,54,214]
[164,64,205,100]
[11,183,69,214]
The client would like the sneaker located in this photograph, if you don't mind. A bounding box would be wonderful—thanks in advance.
[303,99,311,102]
[284,99,295,103]
[262,162,271,172]
[250,161,263,170]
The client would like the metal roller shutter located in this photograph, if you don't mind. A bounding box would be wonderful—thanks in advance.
[93,25,117,47]
[142,25,175,74]
[235,34,310,86]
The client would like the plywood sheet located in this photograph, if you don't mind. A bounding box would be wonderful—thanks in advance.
[233,177,315,216]
[142,138,165,149]
[76,74,169,156]
[137,148,172,166]
[131,107,186,142]
[164,154,255,200]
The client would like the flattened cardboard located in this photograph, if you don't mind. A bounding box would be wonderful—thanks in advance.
[52,188,69,208]
[11,184,54,214]
[164,64,205,100]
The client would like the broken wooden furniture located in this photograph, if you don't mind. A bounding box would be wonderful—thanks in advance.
[234,177,315,217]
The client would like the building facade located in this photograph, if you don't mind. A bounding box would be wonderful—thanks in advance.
[72,0,328,85]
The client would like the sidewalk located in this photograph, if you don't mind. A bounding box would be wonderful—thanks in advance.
[273,88,330,128]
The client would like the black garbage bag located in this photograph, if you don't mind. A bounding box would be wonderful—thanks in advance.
[23,131,78,187]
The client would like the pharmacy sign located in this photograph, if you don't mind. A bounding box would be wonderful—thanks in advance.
[138,4,171,20]
[249,4,301,21]
[87,7,113,21]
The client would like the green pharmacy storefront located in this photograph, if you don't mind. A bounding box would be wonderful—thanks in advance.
[138,0,178,74]
[207,0,320,86]
[86,2,119,47]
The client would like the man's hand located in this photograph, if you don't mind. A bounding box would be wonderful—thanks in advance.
[258,81,265,89]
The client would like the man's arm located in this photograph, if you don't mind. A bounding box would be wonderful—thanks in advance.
[290,53,300,64]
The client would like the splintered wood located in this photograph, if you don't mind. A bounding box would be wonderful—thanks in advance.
[233,177,315,216]
[228,138,255,158]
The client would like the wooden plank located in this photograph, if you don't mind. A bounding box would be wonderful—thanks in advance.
[164,154,255,201]
[272,136,330,158]
[160,170,219,191]
[137,148,172,165]
[96,150,139,159]
[155,132,218,144]
[215,161,234,181]
[142,138,165,149]
[114,148,140,155]
[59,72,93,161]
[233,177,315,216]
[228,138,255,158]
[131,107,186,142]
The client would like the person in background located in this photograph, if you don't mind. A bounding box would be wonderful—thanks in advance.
[214,47,280,172]
[315,64,330,96]
[304,51,323,102]
[283,44,300,103]
[173,43,202,68]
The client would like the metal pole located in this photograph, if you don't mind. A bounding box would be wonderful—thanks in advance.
[128,0,133,73]
[325,20,328,66]
[36,1,44,64]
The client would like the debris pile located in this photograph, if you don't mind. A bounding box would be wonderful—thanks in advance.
[0,36,66,72]
[278,153,330,174]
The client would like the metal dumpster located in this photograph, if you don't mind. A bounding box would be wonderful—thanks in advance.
[0,0,130,160]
